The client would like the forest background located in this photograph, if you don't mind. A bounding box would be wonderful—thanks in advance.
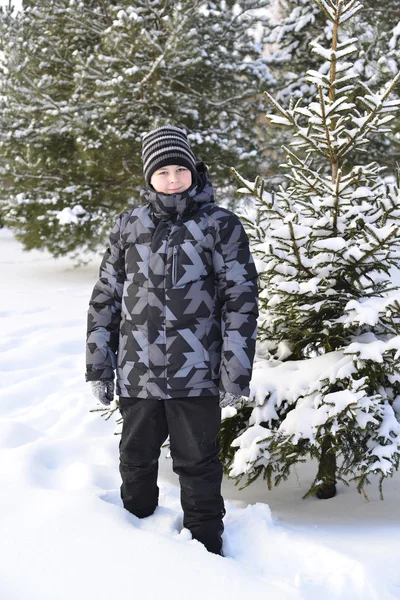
[0,0,399,258]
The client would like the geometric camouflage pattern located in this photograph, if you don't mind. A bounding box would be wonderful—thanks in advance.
[86,162,259,400]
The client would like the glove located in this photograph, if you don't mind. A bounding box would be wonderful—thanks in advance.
[219,391,242,409]
[90,379,115,406]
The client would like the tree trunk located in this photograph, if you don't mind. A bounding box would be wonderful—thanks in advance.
[315,434,337,499]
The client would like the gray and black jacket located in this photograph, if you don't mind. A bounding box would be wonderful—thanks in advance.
[86,163,259,399]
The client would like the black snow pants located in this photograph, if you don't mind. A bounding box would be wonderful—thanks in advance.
[118,395,225,555]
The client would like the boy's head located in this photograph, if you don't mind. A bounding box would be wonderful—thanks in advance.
[141,125,197,194]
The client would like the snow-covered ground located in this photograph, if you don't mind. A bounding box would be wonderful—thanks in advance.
[1,227,400,600]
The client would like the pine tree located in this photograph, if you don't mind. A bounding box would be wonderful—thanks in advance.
[222,0,400,500]
[0,0,272,257]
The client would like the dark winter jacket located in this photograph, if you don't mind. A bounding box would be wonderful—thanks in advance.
[85,163,259,399]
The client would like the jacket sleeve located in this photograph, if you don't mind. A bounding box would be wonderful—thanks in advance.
[212,212,259,398]
[85,215,126,382]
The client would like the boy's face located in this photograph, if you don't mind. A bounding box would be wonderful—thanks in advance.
[150,164,192,195]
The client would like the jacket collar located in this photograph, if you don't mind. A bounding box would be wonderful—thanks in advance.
[140,162,215,221]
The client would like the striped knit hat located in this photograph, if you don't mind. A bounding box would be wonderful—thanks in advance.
[141,125,197,185]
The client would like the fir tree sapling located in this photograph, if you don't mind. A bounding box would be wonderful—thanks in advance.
[224,0,400,499]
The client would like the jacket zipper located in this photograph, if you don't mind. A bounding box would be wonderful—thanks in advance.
[162,222,173,400]
[172,245,179,286]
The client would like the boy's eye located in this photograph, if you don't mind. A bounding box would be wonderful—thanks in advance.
[156,168,187,176]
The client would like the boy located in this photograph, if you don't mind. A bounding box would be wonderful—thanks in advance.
[86,125,259,555]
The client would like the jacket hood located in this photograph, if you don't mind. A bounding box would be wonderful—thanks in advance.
[140,161,215,221]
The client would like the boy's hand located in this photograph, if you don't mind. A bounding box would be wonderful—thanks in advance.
[219,391,242,409]
[90,379,115,406]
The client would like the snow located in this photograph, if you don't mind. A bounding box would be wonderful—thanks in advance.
[230,425,272,472]
[56,205,86,225]
[248,351,355,421]
[267,115,293,126]
[352,186,373,198]
[344,295,400,327]
[345,334,400,362]
[314,237,347,251]
[1,228,400,599]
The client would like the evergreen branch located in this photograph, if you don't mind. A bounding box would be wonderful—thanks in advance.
[281,161,328,195]
[264,90,293,123]
[341,71,400,158]
[168,77,257,106]
[139,9,196,89]
[318,86,338,180]
[333,168,342,231]
[95,0,113,25]
[339,0,364,24]
[139,54,165,87]
[231,168,288,220]
[63,13,104,36]
[139,26,165,55]
[205,92,261,108]
[313,0,336,22]
[18,71,61,112]
[264,91,343,159]
[288,221,314,277]
[3,173,67,183]
[219,5,263,40]
[281,145,303,166]
[354,227,399,268]
[231,167,259,196]
[292,130,329,157]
